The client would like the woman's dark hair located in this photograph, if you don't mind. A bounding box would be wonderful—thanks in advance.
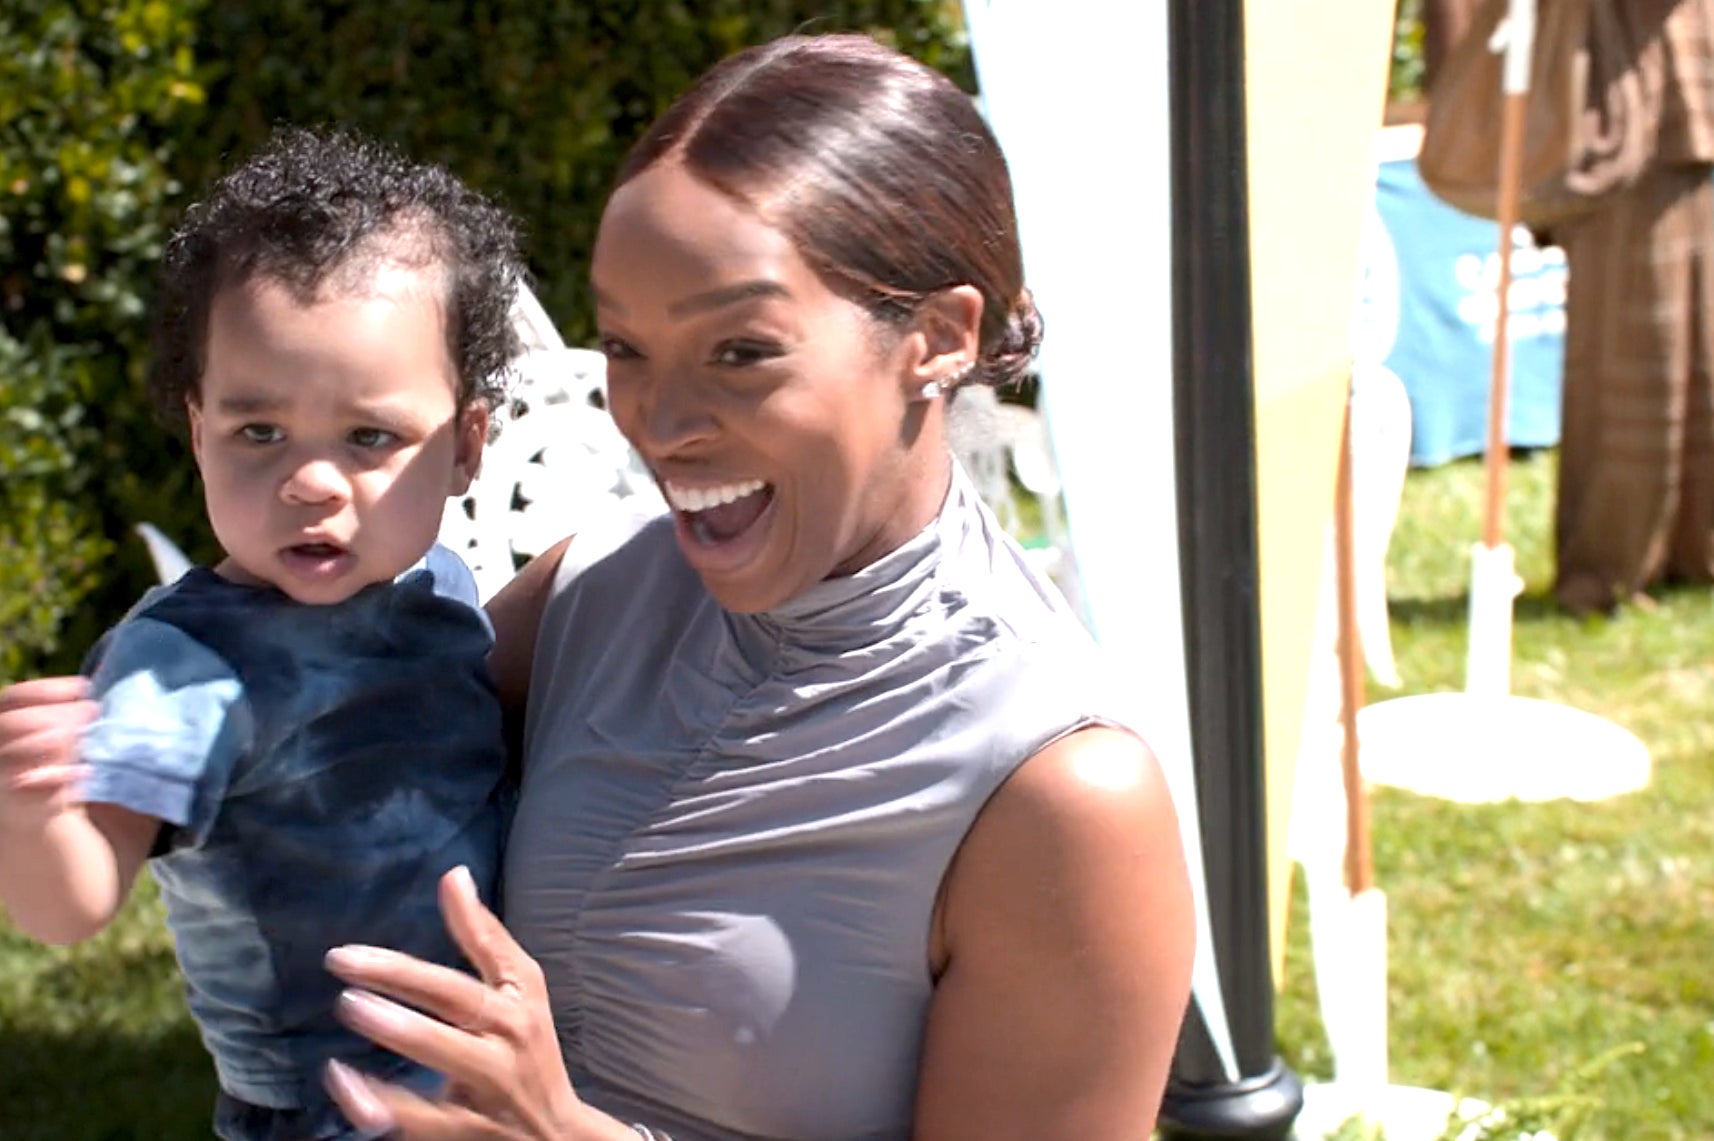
[149,126,524,428]
[616,34,1041,390]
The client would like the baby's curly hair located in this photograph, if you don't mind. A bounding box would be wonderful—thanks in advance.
[149,126,524,429]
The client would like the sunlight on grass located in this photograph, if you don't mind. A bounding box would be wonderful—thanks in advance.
[1277,450,1714,1141]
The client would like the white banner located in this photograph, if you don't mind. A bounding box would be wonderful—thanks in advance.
[963,0,1238,1081]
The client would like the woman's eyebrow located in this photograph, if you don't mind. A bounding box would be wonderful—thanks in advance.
[666,280,792,318]
[593,280,791,319]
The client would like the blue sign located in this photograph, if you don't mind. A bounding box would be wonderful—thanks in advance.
[1357,156,1566,468]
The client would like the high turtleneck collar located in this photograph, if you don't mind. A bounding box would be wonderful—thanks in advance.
[739,462,976,654]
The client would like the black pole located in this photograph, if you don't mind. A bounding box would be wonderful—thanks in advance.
[1157,2,1304,1139]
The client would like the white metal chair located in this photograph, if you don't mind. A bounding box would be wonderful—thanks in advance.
[135,522,194,585]
[438,289,661,601]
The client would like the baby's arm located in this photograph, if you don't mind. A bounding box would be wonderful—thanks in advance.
[0,783,159,945]
[0,677,155,942]
[0,620,246,945]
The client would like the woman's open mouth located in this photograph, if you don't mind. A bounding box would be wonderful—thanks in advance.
[661,477,779,584]
[664,478,774,547]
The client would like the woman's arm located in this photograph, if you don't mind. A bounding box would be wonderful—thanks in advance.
[484,538,571,755]
[915,725,1195,1140]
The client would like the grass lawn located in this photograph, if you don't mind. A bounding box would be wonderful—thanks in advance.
[1276,450,1714,1140]
[0,883,213,1138]
[3,449,1711,1138]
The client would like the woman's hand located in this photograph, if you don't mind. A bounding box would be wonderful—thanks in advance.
[323,866,634,1140]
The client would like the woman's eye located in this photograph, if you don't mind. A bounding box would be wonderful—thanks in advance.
[599,335,641,362]
[238,424,282,444]
[712,340,783,368]
[348,427,398,449]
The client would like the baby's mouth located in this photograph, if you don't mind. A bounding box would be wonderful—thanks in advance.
[284,541,349,561]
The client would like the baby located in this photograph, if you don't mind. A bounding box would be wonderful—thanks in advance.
[0,126,520,1140]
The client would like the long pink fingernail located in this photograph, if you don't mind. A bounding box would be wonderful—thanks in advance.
[337,988,407,1032]
[324,1061,395,1131]
[324,945,386,975]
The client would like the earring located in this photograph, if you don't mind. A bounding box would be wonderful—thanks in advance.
[921,362,975,401]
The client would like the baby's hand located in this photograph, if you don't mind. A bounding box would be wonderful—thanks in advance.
[0,677,97,832]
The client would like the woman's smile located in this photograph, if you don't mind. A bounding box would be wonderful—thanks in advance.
[661,476,770,518]
[665,477,780,575]
[661,473,776,553]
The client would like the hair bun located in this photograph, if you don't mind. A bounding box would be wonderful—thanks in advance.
[979,289,1043,389]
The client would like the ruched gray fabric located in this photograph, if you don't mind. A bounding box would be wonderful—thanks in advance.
[504,465,1136,1140]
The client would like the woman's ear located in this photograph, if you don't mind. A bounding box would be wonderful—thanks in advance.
[904,284,983,401]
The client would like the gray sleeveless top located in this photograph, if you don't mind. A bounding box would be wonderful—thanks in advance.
[505,465,1133,1140]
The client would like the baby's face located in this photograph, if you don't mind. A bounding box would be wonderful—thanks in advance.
[187,266,487,605]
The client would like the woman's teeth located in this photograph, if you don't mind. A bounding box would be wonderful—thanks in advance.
[664,478,767,513]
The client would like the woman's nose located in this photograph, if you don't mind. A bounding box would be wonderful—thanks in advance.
[628,378,717,455]
[280,456,351,505]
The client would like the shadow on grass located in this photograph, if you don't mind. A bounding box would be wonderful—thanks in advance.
[1386,591,1567,628]
[1390,579,1713,631]
[0,939,215,1140]
[0,1021,214,1140]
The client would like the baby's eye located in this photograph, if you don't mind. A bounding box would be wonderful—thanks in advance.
[598,335,641,362]
[348,427,399,449]
[238,424,283,445]
[712,340,783,368]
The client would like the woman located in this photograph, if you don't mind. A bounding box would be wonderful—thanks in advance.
[1,33,1195,1140]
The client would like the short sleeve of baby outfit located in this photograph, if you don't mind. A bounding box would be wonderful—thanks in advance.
[416,542,493,639]
[80,616,250,846]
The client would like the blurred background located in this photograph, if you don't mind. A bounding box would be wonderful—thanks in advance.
[0,0,976,687]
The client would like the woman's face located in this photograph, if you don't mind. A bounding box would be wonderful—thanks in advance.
[591,162,951,613]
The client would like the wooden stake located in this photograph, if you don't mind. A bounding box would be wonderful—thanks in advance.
[1483,90,1528,550]
[1334,382,1372,896]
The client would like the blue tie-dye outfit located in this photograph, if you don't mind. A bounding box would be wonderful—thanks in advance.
[79,544,509,1141]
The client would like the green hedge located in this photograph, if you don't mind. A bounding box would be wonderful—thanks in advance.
[1,1,970,684]
[182,1,972,349]
[0,0,210,683]
[1391,0,1426,102]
